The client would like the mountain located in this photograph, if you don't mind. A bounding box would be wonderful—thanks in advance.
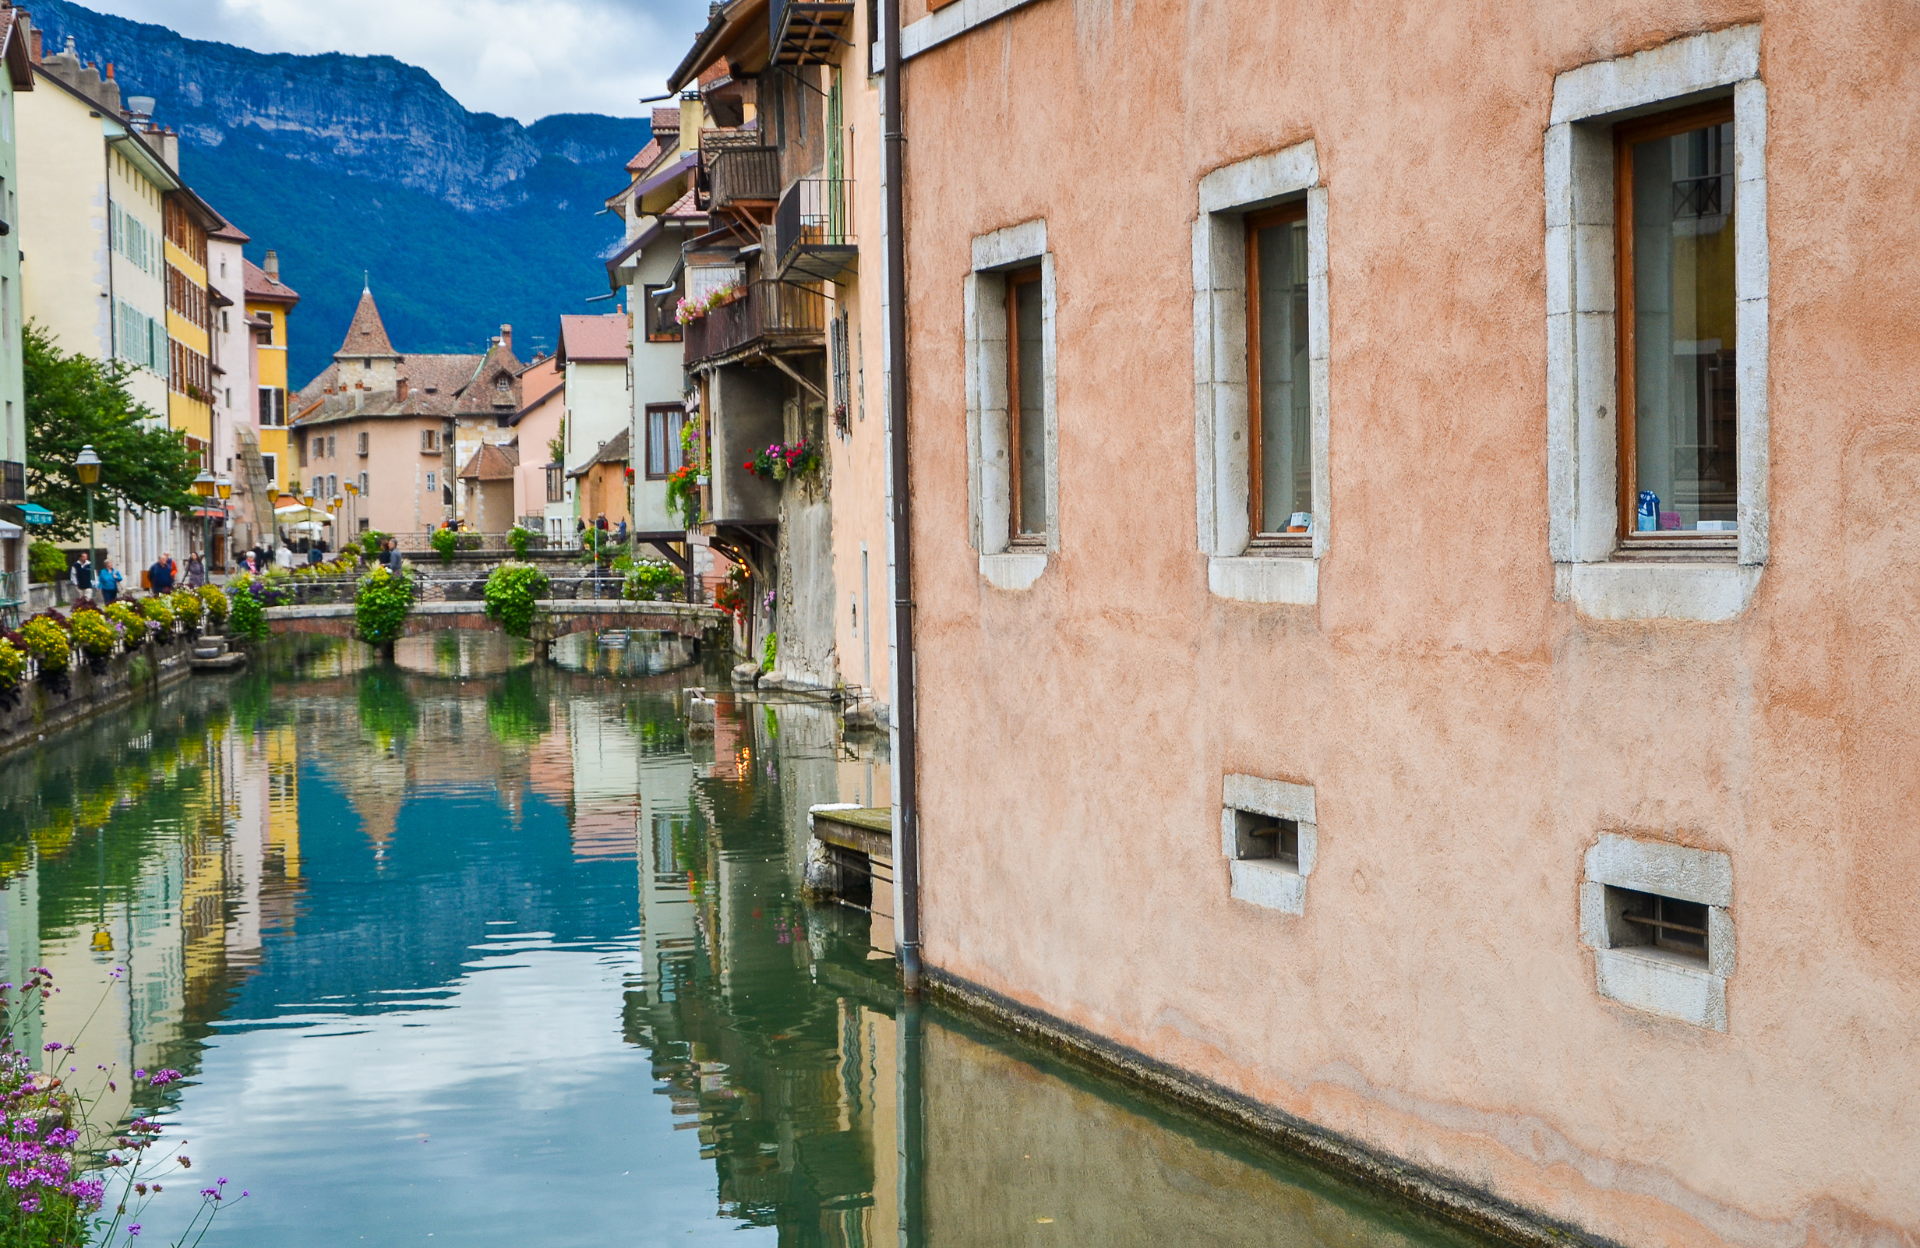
[26,0,648,384]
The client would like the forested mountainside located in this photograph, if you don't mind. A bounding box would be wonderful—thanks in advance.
[29,0,648,382]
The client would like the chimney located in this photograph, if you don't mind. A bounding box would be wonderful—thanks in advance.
[160,131,179,171]
[264,250,280,282]
[499,324,512,352]
[30,28,41,63]
[397,377,409,401]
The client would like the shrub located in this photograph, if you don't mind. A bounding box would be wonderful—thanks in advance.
[139,594,176,641]
[664,464,700,529]
[170,586,205,630]
[360,529,392,560]
[355,565,416,646]
[199,582,230,623]
[27,540,66,584]
[105,601,148,644]
[69,606,117,660]
[19,614,70,674]
[623,558,684,602]
[714,565,748,620]
[509,525,534,559]
[227,576,269,642]
[430,526,458,564]
[0,635,24,690]
[483,562,550,639]
[761,630,777,673]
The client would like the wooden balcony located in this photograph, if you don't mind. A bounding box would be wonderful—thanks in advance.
[772,0,855,66]
[706,145,780,210]
[684,279,827,368]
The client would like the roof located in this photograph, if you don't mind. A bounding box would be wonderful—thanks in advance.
[651,107,681,133]
[459,441,521,481]
[243,257,299,304]
[0,9,35,92]
[625,137,662,174]
[566,428,630,477]
[209,217,251,244]
[335,287,398,358]
[557,314,628,365]
[667,0,770,93]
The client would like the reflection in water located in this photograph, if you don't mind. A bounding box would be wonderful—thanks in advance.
[0,637,1492,1247]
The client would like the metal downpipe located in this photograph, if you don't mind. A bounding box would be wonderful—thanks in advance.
[883,0,923,994]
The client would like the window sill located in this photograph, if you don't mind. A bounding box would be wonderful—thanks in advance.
[1209,553,1317,605]
[979,550,1047,592]
[1560,560,1759,622]
[1591,945,1727,1031]
[1229,859,1307,914]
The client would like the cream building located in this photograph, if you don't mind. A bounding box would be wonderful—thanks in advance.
[0,6,34,613]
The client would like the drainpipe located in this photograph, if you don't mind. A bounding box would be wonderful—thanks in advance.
[883,0,923,994]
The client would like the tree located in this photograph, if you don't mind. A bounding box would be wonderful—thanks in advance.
[24,322,202,541]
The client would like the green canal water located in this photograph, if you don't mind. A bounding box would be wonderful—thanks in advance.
[0,633,1497,1247]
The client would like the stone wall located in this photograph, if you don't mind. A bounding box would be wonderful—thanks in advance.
[0,638,193,757]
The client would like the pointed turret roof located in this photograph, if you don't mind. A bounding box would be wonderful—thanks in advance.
[335,286,400,360]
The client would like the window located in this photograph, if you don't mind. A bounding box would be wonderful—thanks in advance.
[963,220,1057,590]
[115,300,163,372]
[358,471,369,496]
[260,452,278,488]
[309,436,322,461]
[1193,140,1329,604]
[646,404,687,479]
[422,429,441,453]
[259,387,287,427]
[1618,104,1737,541]
[1006,266,1048,543]
[327,475,337,498]
[546,464,565,504]
[1580,834,1734,1030]
[358,432,370,456]
[1544,25,1767,621]
[1246,203,1312,542]
[327,434,337,459]
[425,471,437,493]
[1220,775,1317,915]
[358,517,370,533]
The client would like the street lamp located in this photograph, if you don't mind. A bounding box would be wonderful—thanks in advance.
[193,469,216,580]
[75,445,101,579]
[215,476,232,572]
[344,480,359,542]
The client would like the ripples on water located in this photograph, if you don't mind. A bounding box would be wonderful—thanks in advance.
[0,632,1492,1247]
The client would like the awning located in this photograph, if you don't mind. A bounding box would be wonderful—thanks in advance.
[17,503,53,525]
[191,508,227,518]
[0,520,21,539]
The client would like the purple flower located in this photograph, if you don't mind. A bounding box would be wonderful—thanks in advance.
[40,1042,59,1052]
[19,1195,38,1213]
[128,1224,142,1237]
[148,1069,180,1087]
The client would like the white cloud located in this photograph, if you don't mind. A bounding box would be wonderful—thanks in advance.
[91,0,711,121]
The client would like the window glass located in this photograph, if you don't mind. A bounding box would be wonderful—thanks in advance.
[1011,273,1047,538]
[1628,117,1737,533]
[1250,210,1311,535]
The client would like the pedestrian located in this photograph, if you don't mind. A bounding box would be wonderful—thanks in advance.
[97,558,122,605]
[383,539,404,575]
[149,554,174,593]
[166,552,179,582]
[186,552,206,587]
[615,517,627,542]
[307,541,322,565]
[275,542,295,571]
[70,552,94,599]
[243,551,259,575]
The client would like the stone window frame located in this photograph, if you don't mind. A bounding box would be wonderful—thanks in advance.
[1193,140,1330,606]
[964,219,1058,592]
[1546,24,1768,622]
[1579,834,1735,1031]
[1220,774,1317,915]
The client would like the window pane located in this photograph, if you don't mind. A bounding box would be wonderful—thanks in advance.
[1014,279,1047,536]
[1256,219,1312,533]
[648,411,667,476]
[1631,121,1737,532]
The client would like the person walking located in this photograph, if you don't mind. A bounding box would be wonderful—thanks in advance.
[186,553,207,587]
[97,558,122,605]
[275,542,295,571]
[149,554,175,593]
[70,552,94,600]
[383,539,404,576]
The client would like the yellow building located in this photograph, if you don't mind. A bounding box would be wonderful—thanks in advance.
[161,191,219,452]
[245,255,299,494]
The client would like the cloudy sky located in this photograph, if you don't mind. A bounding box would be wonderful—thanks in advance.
[94,0,712,121]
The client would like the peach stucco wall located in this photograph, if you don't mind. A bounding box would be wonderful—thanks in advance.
[901,4,1920,1246]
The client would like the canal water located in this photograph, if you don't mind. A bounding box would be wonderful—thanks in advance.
[0,633,1495,1247]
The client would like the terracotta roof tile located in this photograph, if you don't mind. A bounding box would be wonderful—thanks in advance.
[460,441,521,481]
[557,314,628,364]
[243,257,299,303]
[652,107,681,132]
[567,427,630,476]
[626,137,663,174]
[335,287,397,357]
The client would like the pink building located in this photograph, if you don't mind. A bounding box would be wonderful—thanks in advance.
[891,8,1920,1248]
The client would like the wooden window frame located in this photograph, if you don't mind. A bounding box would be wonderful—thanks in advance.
[645,403,685,480]
[1244,201,1312,550]
[1613,99,1737,549]
[1005,264,1045,545]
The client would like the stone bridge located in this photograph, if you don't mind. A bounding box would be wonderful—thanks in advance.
[265,599,733,648]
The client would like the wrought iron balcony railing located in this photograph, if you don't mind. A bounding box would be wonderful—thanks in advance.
[684,279,827,367]
[772,0,854,66]
[776,179,857,285]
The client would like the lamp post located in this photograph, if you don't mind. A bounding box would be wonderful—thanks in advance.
[193,469,216,580]
[75,445,101,578]
[344,480,359,546]
[216,475,232,573]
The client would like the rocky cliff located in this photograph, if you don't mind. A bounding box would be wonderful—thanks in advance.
[26,0,649,383]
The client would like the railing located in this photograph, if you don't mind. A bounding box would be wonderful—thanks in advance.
[708,146,781,207]
[776,179,857,282]
[0,570,23,628]
[684,279,827,365]
[0,460,23,503]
